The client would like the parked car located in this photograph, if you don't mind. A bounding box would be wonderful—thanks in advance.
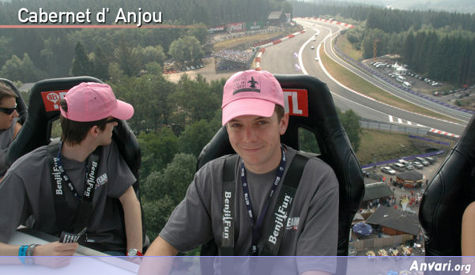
[381,166,396,175]
[398,159,407,164]
[425,156,436,164]
[416,157,430,166]
[405,162,414,170]
[391,162,406,172]
[362,169,370,177]
[413,161,424,169]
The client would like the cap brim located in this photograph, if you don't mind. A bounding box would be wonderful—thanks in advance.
[222,98,275,125]
[110,99,134,121]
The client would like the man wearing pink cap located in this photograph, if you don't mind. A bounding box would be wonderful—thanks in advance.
[143,70,338,273]
[0,82,143,258]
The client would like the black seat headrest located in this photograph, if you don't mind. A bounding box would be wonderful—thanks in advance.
[419,114,475,255]
[197,74,364,256]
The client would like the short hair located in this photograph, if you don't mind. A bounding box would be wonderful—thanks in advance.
[60,99,108,145]
[0,82,17,104]
[275,104,285,121]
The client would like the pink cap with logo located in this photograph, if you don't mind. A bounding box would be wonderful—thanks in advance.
[221,70,284,125]
[60,82,134,122]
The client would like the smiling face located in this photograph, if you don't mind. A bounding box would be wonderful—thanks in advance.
[226,110,289,174]
[0,96,18,130]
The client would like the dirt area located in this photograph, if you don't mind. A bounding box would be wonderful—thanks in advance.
[164,57,234,83]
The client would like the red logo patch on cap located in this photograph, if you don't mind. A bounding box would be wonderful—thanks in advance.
[41,90,68,112]
[283,88,308,117]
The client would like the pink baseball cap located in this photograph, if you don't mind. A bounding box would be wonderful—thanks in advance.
[221,70,284,125]
[60,82,134,122]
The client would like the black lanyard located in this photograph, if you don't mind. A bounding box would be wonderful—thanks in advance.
[51,142,99,201]
[240,146,286,255]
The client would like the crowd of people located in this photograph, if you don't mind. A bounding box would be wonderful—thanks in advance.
[213,49,255,72]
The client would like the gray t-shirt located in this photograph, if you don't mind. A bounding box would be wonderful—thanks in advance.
[160,146,339,258]
[0,140,136,251]
[0,117,17,151]
[0,118,18,175]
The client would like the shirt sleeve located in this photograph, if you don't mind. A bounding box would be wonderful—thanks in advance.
[0,172,29,243]
[297,159,339,256]
[105,142,137,198]
[159,169,213,252]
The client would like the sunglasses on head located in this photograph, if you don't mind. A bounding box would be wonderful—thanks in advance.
[0,104,17,115]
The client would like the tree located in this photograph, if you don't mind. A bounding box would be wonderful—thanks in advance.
[338,109,362,153]
[142,195,175,241]
[168,74,221,128]
[0,36,12,67]
[0,53,42,82]
[92,47,109,80]
[71,42,94,76]
[114,42,141,77]
[178,119,221,157]
[40,36,74,77]
[133,45,166,68]
[138,127,178,179]
[168,35,204,65]
[112,72,175,132]
[186,24,208,45]
[141,153,197,240]
[142,153,196,203]
[402,31,415,65]
[298,128,320,154]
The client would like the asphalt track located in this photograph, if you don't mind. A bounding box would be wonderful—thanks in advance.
[259,18,469,136]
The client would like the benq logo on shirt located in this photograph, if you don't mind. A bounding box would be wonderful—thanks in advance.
[283,89,308,117]
[286,217,300,231]
[95,173,108,188]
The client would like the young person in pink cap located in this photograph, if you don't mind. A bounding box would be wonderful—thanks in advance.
[0,82,142,258]
[143,70,338,273]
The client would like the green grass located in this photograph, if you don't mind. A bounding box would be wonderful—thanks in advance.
[356,129,451,165]
[213,32,286,51]
[336,35,362,61]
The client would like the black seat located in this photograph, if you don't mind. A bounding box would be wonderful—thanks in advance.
[5,76,146,251]
[197,74,364,259]
[419,115,475,255]
[0,78,27,125]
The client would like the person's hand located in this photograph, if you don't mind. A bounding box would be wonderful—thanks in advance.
[34,241,78,256]
[33,241,78,268]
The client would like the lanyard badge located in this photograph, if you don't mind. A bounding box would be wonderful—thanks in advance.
[240,146,286,256]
